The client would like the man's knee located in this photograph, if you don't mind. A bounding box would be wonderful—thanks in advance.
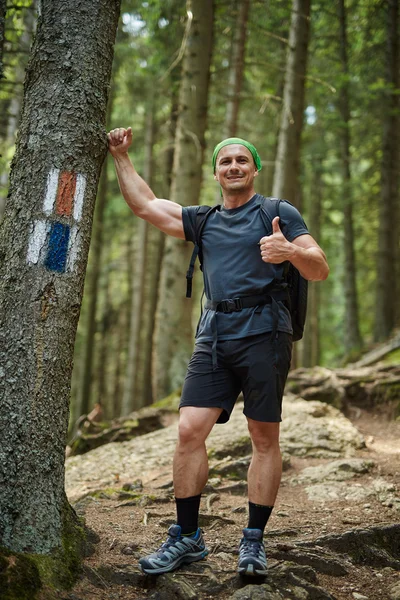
[177,407,222,449]
[247,419,280,453]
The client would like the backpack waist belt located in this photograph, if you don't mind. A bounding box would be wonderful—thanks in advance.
[205,293,277,313]
[203,292,287,370]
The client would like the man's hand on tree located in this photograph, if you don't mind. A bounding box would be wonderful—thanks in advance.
[259,217,294,264]
[108,127,133,157]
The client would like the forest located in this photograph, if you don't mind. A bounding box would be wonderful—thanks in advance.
[0,1,399,597]
[1,0,399,424]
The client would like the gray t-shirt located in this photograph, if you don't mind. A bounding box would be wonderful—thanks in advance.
[182,194,309,342]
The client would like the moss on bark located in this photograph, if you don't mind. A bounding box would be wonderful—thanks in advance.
[0,500,95,599]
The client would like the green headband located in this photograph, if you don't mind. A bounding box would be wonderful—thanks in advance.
[212,137,262,172]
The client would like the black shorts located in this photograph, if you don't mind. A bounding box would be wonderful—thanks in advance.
[180,332,292,424]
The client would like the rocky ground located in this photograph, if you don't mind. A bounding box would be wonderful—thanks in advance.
[60,393,400,600]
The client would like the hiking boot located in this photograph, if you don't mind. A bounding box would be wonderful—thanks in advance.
[237,528,267,576]
[138,524,208,575]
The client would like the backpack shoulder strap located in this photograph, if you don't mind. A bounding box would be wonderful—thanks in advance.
[259,196,281,232]
[186,204,220,298]
[194,204,219,242]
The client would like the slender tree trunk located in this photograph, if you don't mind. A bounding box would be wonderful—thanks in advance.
[77,153,111,418]
[0,0,120,554]
[272,0,311,207]
[302,157,323,367]
[224,0,250,137]
[111,306,127,416]
[374,0,399,340]
[148,86,177,403]
[145,228,165,405]
[261,71,286,195]
[0,0,6,81]
[0,3,37,220]
[121,100,155,415]
[96,268,112,415]
[337,0,362,355]
[153,0,214,400]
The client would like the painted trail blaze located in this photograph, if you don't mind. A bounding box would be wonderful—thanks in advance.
[27,168,86,273]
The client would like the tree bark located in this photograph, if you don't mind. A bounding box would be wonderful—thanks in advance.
[77,154,111,418]
[337,0,362,355]
[224,0,250,137]
[153,0,214,400]
[374,0,399,341]
[0,0,6,80]
[121,102,153,415]
[0,0,120,554]
[96,267,112,415]
[272,0,311,207]
[302,156,323,367]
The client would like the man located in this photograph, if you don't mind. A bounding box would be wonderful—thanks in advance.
[108,128,329,576]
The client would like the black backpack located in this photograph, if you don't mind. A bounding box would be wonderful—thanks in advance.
[185,196,308,342]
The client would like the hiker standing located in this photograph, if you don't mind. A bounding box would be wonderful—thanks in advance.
[108,128,329,576]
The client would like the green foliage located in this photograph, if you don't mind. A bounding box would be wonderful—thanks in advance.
[1,0,398,418]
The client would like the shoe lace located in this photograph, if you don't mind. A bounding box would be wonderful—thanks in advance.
[240,538,262,557]
[156,533,191,556]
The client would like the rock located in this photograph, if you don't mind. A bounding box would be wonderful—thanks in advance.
[153,573,199,600]
[269,562,318,583]
[269,562,337,599]
[228,584,283,600]
[217,481,248,496]
[210,454,292,480]
[291,459,374,484]
[352,594,369,600]
[389,582,400,600]
[299,524,400,569]
[65,397,365,500]
[280,399,365,458]
[269,547,349,576]
[291,587,309,600]
[303,482,375,503]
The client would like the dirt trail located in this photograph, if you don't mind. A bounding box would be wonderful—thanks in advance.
[61,405,400,600]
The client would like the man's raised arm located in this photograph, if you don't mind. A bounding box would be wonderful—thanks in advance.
[108,127,185,239]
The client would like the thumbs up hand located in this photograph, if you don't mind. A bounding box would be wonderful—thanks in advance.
[259,217,294,264]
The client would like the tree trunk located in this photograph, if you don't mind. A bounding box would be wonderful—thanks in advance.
[337,0,362,355]
[121,102,155,415]
[77,154,111,418]
[302,156,323,367]
[96,267,112,415]
[272,0,311,207]
[145,228,165,405]
[148,87,177,403]
[0,0,120,554]
[153,0,214,400]
[0,0,6,80]
[224,0,250,137]
[0,3,37,220]
[374,0,399,341]
[111,307,127,417]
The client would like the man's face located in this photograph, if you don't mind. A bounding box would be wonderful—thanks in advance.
[214,144,258,192]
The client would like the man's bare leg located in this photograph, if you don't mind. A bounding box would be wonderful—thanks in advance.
[237,419,281,576]
[246,419,282,505]
[138,406,222,574]
[173,406,223,498]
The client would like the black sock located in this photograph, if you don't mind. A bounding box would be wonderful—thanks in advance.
[175,494,201,535]
[247,502,273,534]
